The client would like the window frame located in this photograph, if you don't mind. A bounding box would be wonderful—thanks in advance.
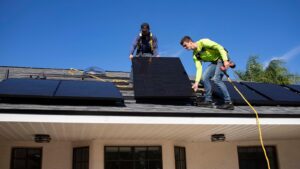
[72,146,90,169]
[104,145,163,169]
[10,147,43,169]
[237,146,279,169]
[174,146,186,169]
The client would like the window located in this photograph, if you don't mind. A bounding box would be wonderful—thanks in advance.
[105,146,162,169]
[73,147,89,169]
[238,146,278,169]
[11,148,42,169]
[174,146,186,169]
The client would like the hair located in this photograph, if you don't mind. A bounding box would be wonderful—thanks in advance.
[180,36,193,45]
[141,23,150,30]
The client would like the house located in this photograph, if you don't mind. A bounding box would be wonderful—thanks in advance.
[0,66,300,169]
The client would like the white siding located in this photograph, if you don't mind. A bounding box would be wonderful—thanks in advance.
[0,139,299,169]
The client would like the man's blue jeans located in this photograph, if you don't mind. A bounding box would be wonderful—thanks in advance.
[202,60,231,103]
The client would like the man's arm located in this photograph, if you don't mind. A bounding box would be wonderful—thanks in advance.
[192,56,202,92]
[194,58,202,83]
[129,36,139,60]
[152,35,159,57]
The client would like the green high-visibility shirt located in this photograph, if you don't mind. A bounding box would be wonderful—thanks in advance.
[193,38,228,83]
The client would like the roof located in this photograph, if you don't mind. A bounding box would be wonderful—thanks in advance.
[1,66,300,118]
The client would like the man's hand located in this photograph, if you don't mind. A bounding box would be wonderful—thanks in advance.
[223,60,230,69]
[192,82,199,92]
[129,54,134,61]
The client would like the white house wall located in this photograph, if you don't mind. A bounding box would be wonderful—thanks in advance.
[1,139,300,169]
[0,141,73,169]
[185,139,300,169]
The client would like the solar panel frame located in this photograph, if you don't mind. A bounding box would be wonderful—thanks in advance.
[241,82,300,106]
[132,57,195,103]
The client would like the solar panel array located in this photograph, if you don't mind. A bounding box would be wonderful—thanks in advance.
[0,78,124,106]
[1,69,300,107]
[212,81,273,106]
[213,81,300,106]
[132,57,195,104]
[241,82,300,106]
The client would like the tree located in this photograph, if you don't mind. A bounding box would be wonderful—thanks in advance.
[236,56,295,85]
[264,60,292,84]
[235,56,265,82]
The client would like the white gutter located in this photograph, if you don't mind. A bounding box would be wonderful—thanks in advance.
[0,114,300,125]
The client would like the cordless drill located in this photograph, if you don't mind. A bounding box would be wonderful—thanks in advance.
[220,60,236,71]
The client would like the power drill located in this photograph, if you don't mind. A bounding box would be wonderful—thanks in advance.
[220,60,236,71]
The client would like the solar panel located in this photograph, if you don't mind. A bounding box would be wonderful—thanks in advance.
[0,78,124,106]
[284,84,300,93]
[212,81,273,105]
[241,82,300,106]
[0,78,59,98]
[132,57,194,104]
[55,80,123,101]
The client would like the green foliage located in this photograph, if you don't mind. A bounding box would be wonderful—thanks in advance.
[236,56,296,85]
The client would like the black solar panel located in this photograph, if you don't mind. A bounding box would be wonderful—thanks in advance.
[284,84,300,93]
[241,82,300,106]
[132,57,194,104]
[0,78,59,98]
[55,80,123,100]
[212,81,273,105]
[0,78,124,106]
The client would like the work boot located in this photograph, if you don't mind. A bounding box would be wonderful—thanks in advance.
[216,102,234,110]
[197,101,214,108]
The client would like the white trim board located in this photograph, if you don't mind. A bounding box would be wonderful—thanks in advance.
[0,114,300,125]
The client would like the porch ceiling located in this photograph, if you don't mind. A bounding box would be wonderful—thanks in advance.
[1,121,299,142]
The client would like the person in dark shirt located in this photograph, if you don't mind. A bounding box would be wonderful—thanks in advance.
[129,23,159,60]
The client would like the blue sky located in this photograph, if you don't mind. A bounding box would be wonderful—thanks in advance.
[1,0,300,80]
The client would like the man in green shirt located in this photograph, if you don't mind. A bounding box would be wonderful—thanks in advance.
[180,36,234,110]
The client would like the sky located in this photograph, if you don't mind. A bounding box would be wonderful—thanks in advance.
[1,0,300,80]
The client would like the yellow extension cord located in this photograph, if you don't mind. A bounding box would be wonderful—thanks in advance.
[226,75,271,169]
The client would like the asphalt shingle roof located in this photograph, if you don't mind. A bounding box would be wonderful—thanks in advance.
[1,66,300,118]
